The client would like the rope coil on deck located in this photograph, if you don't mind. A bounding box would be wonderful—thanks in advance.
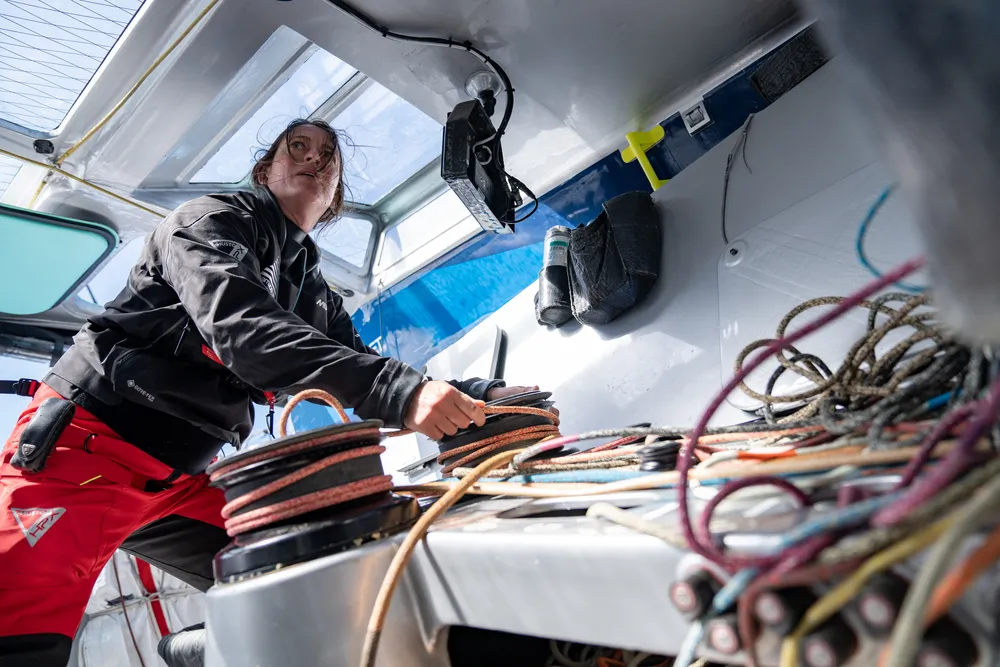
[207,390,388,537]
[208,389,562,537]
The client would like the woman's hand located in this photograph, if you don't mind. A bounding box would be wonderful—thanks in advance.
[404,381,486,440]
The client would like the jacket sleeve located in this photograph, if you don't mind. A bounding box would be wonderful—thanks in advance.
[447,378,505,401]
[157,208,425,427]
[324,286,503,401]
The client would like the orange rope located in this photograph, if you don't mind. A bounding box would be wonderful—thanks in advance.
[278,389,350,436]
[874,520,1000,667]
[925,521,1000,623]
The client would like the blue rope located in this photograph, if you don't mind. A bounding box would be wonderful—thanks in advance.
[776,491,902,550]
[674,620,707,667]
[925,391,953,412]
[856,186,926,293]
[713,567,759,613]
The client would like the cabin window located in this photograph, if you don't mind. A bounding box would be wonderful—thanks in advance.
[331,81,441,206]
[0,0,146,132]
[190,47,357,184]
[77,236,144,305]
[184,34,449,280]
[311,214,375,270]
[0,155,21,198]
[376,190,480,276]
[0,204,118,315]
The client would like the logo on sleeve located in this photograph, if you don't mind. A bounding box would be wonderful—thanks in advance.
[260,259,280,297]
[316,298,328,311]
[11,507,65,546]
[210,239,249,262]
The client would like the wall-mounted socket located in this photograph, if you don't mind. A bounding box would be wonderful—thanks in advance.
[681,98,712,134]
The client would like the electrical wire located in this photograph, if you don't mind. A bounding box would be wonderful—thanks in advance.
[779,516,952,667]
[856,186,927,293]
[323,0,539,223]
[883,471,1000,667]
[721,113,755,244]
[324,0,512,150]
[507,168,541,223]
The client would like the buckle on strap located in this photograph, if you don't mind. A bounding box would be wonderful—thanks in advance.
[1,378,40,397]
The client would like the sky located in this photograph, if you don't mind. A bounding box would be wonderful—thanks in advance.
[0,357,48,438]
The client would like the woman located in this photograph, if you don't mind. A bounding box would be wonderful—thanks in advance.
[0,119,537,666]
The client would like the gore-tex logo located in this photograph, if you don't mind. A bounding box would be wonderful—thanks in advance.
[126,379,155,403]
[11,507,65,546]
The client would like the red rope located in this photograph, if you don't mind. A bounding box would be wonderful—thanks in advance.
[135,558,170,638]
[208,427,382,479]
[223,475,393,537]
[220,445,386,519]
[213,400,561,536]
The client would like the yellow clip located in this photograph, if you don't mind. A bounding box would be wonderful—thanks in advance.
[621,126,669,191]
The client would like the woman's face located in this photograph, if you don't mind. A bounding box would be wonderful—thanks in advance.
[263,124,340,230]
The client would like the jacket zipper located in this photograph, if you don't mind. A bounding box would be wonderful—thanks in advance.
[173,322,190,356]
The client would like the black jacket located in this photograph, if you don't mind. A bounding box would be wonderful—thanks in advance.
[46,189,500,473]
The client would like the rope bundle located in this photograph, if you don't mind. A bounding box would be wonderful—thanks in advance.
[735,293,952,427]
[207,390,390,537]
[436,405,561,475]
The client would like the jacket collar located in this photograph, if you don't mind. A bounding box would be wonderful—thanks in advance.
[246,187,320,273]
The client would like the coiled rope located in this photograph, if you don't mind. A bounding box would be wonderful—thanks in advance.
[208,387,561,667]
[735,293,947,425]
[209,389,561,537]
[208,390,389,537]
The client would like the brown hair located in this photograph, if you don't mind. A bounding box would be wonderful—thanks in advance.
[251,119,346,224]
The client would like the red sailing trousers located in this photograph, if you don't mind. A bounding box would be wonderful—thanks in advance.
[0,384,228,662]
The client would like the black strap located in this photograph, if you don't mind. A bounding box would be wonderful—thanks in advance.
[0,378,40,397]
[144,469,184,493]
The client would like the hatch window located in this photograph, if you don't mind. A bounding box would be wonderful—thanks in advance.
[190,47,357,184]
[189,42,441,207]
[0,154,21,198]
[0,0,146,132]
[333,81,441,205]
